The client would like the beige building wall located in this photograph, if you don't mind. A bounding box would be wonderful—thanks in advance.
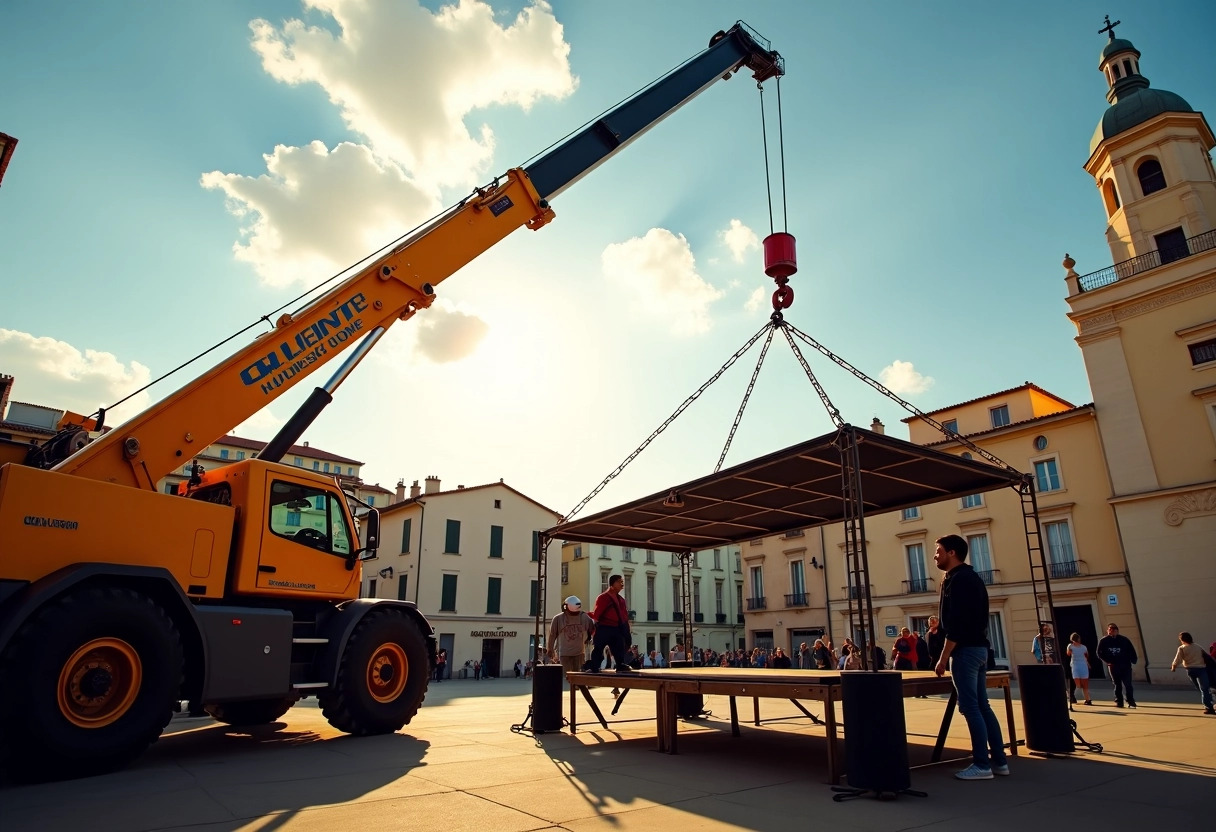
[560,541,745,659]
[378,480,560,677]
[1067,32,1216,670]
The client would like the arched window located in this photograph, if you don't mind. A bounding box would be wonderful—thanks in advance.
[1102,179,1121,216]
[1137,158,1166,195]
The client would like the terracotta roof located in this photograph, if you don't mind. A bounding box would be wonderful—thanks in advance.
[217,434,363,466]
[8,400,62,413]
[0,421,53,436]
[360,482,394,495]
[380,480,561,519]
[921,404,1095,447]
[900,382,1076,423]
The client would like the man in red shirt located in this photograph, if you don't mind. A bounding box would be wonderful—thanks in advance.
[589,574,635,674]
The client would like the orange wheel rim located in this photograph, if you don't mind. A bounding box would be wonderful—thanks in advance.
[57,638,142,728]
[367,642,408,703]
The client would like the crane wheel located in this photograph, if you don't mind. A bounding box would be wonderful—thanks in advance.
[204,697,299,726]
[0,587,182,782]
[320,609,428,736]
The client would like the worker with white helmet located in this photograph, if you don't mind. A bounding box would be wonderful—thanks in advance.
[548,595,596,679]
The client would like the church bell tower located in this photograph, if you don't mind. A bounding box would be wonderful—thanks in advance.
[1082,17,1216,268]
[1063,17,1216,672]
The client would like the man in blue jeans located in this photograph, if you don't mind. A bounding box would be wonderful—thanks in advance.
[933,534,1009,780]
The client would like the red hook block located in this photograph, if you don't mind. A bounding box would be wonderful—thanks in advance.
[763,232,797,279]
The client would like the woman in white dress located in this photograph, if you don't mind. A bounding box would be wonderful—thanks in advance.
[1067,632,1092,705]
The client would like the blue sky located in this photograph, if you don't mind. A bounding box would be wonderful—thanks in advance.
[2,1,1213,515]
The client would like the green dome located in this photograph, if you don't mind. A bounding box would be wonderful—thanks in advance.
[1100,38,1138,62]
[1090,86,1195,154]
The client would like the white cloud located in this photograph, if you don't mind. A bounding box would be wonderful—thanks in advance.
[879,359,934,395]
[234,408,286,439]
[719,218,760,264]
[414,298,490,363]
[601,228,724,336]
[201,141,439,287]
[0,329,152,425]
[743,286,767,313]
[249,0,576,188]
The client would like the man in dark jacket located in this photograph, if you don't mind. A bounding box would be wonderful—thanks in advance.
[1096,623,1138,708]
[912,629,932,671]
[934,534,1008,780]
[926,615,946,666]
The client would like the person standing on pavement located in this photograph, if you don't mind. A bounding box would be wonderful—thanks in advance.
[812,639,832,669]
[1033,622,1076,705]
[589,575,635,675]
[771,647,793,669]
[798,642,814,669]
[926,615,945,667]
[548,596,596,680]
[893,627,916,670]
[933,534,1009,781]
[1096,623,1138,708]
[1067,633,1092,705]
[1169,631,1215,714]
[912,629,931,672]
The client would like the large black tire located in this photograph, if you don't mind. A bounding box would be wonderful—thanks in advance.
[205,697,298,726]
[319,608,429,735]
[0,587,183,782]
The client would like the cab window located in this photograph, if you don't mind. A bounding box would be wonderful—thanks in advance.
[269,480,353,556]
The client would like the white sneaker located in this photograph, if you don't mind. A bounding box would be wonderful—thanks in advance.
[992,763,1010,776]
[955,764,994,780]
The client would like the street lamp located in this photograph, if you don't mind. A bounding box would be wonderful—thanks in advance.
[0,133,17,188]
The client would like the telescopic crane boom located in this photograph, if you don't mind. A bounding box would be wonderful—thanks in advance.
[52,23,782,490]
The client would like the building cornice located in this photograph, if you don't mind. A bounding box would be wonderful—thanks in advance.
[1107,479,1216,505]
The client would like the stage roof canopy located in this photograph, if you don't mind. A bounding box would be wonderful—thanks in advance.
[547,427,1026,552]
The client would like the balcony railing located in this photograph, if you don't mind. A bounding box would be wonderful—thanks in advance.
[1078,228,1216,291]
[693,613,704,622]
[784,592,809,607]
[902,578,934,595]
[736,613,745,623]
[647,611,659,621]
[672,611,684,621]
[841,585,871,601]
[975,569,1001,586]
[628,610,636,620]
[1049,559,1087,579]
[746,596,766,610]
[716,613,727,623]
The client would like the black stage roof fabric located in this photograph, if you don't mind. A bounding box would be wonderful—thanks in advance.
[547,426,1025,553]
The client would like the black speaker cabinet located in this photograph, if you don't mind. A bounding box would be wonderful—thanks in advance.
[841,671,911,791]
[531,663,564,732]
[669,660,704,717]
[1018,664,1075,754]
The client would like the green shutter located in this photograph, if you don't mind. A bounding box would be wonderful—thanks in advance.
[490,525,504,558]
[529,579,539,617]
[531,531,540,562]
[441,574,457,611]
[487,577,501,614]
[445,519,460,553]
[396,574,409,601]
[400,518,412,554]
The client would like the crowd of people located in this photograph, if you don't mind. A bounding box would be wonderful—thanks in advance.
[457,564,1216,722]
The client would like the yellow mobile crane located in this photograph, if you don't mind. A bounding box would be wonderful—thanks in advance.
[0,23,782,780]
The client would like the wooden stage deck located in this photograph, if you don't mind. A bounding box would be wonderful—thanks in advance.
[564,667,1017,784]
